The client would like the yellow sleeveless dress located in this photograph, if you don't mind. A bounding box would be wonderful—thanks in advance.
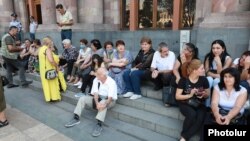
[38,45,66,102]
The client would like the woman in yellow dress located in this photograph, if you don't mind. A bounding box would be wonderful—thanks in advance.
[39,37,66,102]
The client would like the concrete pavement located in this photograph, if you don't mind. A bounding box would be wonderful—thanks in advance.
[0,104,73,141]
[1,85,174,141]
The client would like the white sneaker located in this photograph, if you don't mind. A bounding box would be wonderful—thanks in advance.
[123,92,134,98]
[130,95,142,100]
[74,81,82,86]
[77,84,82,89]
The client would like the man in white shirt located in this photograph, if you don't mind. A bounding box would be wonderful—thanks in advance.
[56,4,73,44]
[9,13,22,41]
[29,16,38,41]
[64,67,117,137]
[150,42,176,90]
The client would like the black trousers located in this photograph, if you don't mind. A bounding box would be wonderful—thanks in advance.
[178,101,207,140]
[152,73,172,87]
[81,74,95,93]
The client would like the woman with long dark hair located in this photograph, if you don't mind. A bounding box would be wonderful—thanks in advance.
[205,39,232,88]
[172,43,199,86]
[232,51,250,95]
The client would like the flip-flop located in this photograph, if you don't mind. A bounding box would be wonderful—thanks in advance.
[0,120,9,128]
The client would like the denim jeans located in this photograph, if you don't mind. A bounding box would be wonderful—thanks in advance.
[61,29,72,41]
[123,69,145,95]
[30,33,35,41]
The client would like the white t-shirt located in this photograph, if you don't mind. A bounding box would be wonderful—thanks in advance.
[79,47,91,59]
[151,51,175,71]
[29,21,38,33]
[91,76,117,100]
[214,85,246,114]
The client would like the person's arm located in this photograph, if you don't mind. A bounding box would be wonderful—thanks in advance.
[5,36,23,53]
[176,88,196,101]
[224,90,247,125]
[109,59,128,67]
[173,60,181,83]
[211,87,224,125]
[105,80,117,107]
[222,56,232,70]
[46,48,59,71]
[205,58,220,78]
[175,78,196,100]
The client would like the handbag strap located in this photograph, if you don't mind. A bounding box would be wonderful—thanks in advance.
[44,48,48,70]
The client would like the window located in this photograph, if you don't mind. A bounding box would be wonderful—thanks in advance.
[121,0,130,29]
[121,0,196,30]
[181,0,196,28]
[156,0,173,28]
[138,0,153,28]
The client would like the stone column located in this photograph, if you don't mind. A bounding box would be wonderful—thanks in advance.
[28,0,36,18]
[237,0,250,11]
[13,0,29,32]
[55,0,78,23]
[194,0,212,21]
[78,0,103,24]
[211,0,250,13]
[41,0,56,24]
[0,0,14,32]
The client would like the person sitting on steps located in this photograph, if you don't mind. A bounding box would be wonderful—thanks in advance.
[64,67,117,137]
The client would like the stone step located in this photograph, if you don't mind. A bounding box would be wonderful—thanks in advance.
[25,73,162,100]
[13,77,184,139]
[13,73,200,140]
[25,73,182,120]
[110,104,183,138]
[117,97,184,120]
[5,86,175,141]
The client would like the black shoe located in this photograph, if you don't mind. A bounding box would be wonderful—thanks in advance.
[7,84,19,88]
[21,80,33,87]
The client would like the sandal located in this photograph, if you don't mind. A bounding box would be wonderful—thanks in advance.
[0,120,9,128]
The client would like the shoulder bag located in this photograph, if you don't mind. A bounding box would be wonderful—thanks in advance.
[44,49,57,80]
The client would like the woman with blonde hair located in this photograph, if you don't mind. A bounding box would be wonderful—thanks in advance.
[38,36,66,102]
[176,59,210,141]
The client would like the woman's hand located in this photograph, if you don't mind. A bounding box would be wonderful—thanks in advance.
[190,88,198,97]
[214,56,222,66]
[180,53,186,63]
[244,56,250,69]
[215,115,225,125]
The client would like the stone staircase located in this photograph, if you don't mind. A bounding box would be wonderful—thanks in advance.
[13,72,200,141]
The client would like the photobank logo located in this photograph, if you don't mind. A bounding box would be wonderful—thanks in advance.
[203,125,249,140]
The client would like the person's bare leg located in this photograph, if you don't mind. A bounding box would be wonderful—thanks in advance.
[0,111,7,121]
